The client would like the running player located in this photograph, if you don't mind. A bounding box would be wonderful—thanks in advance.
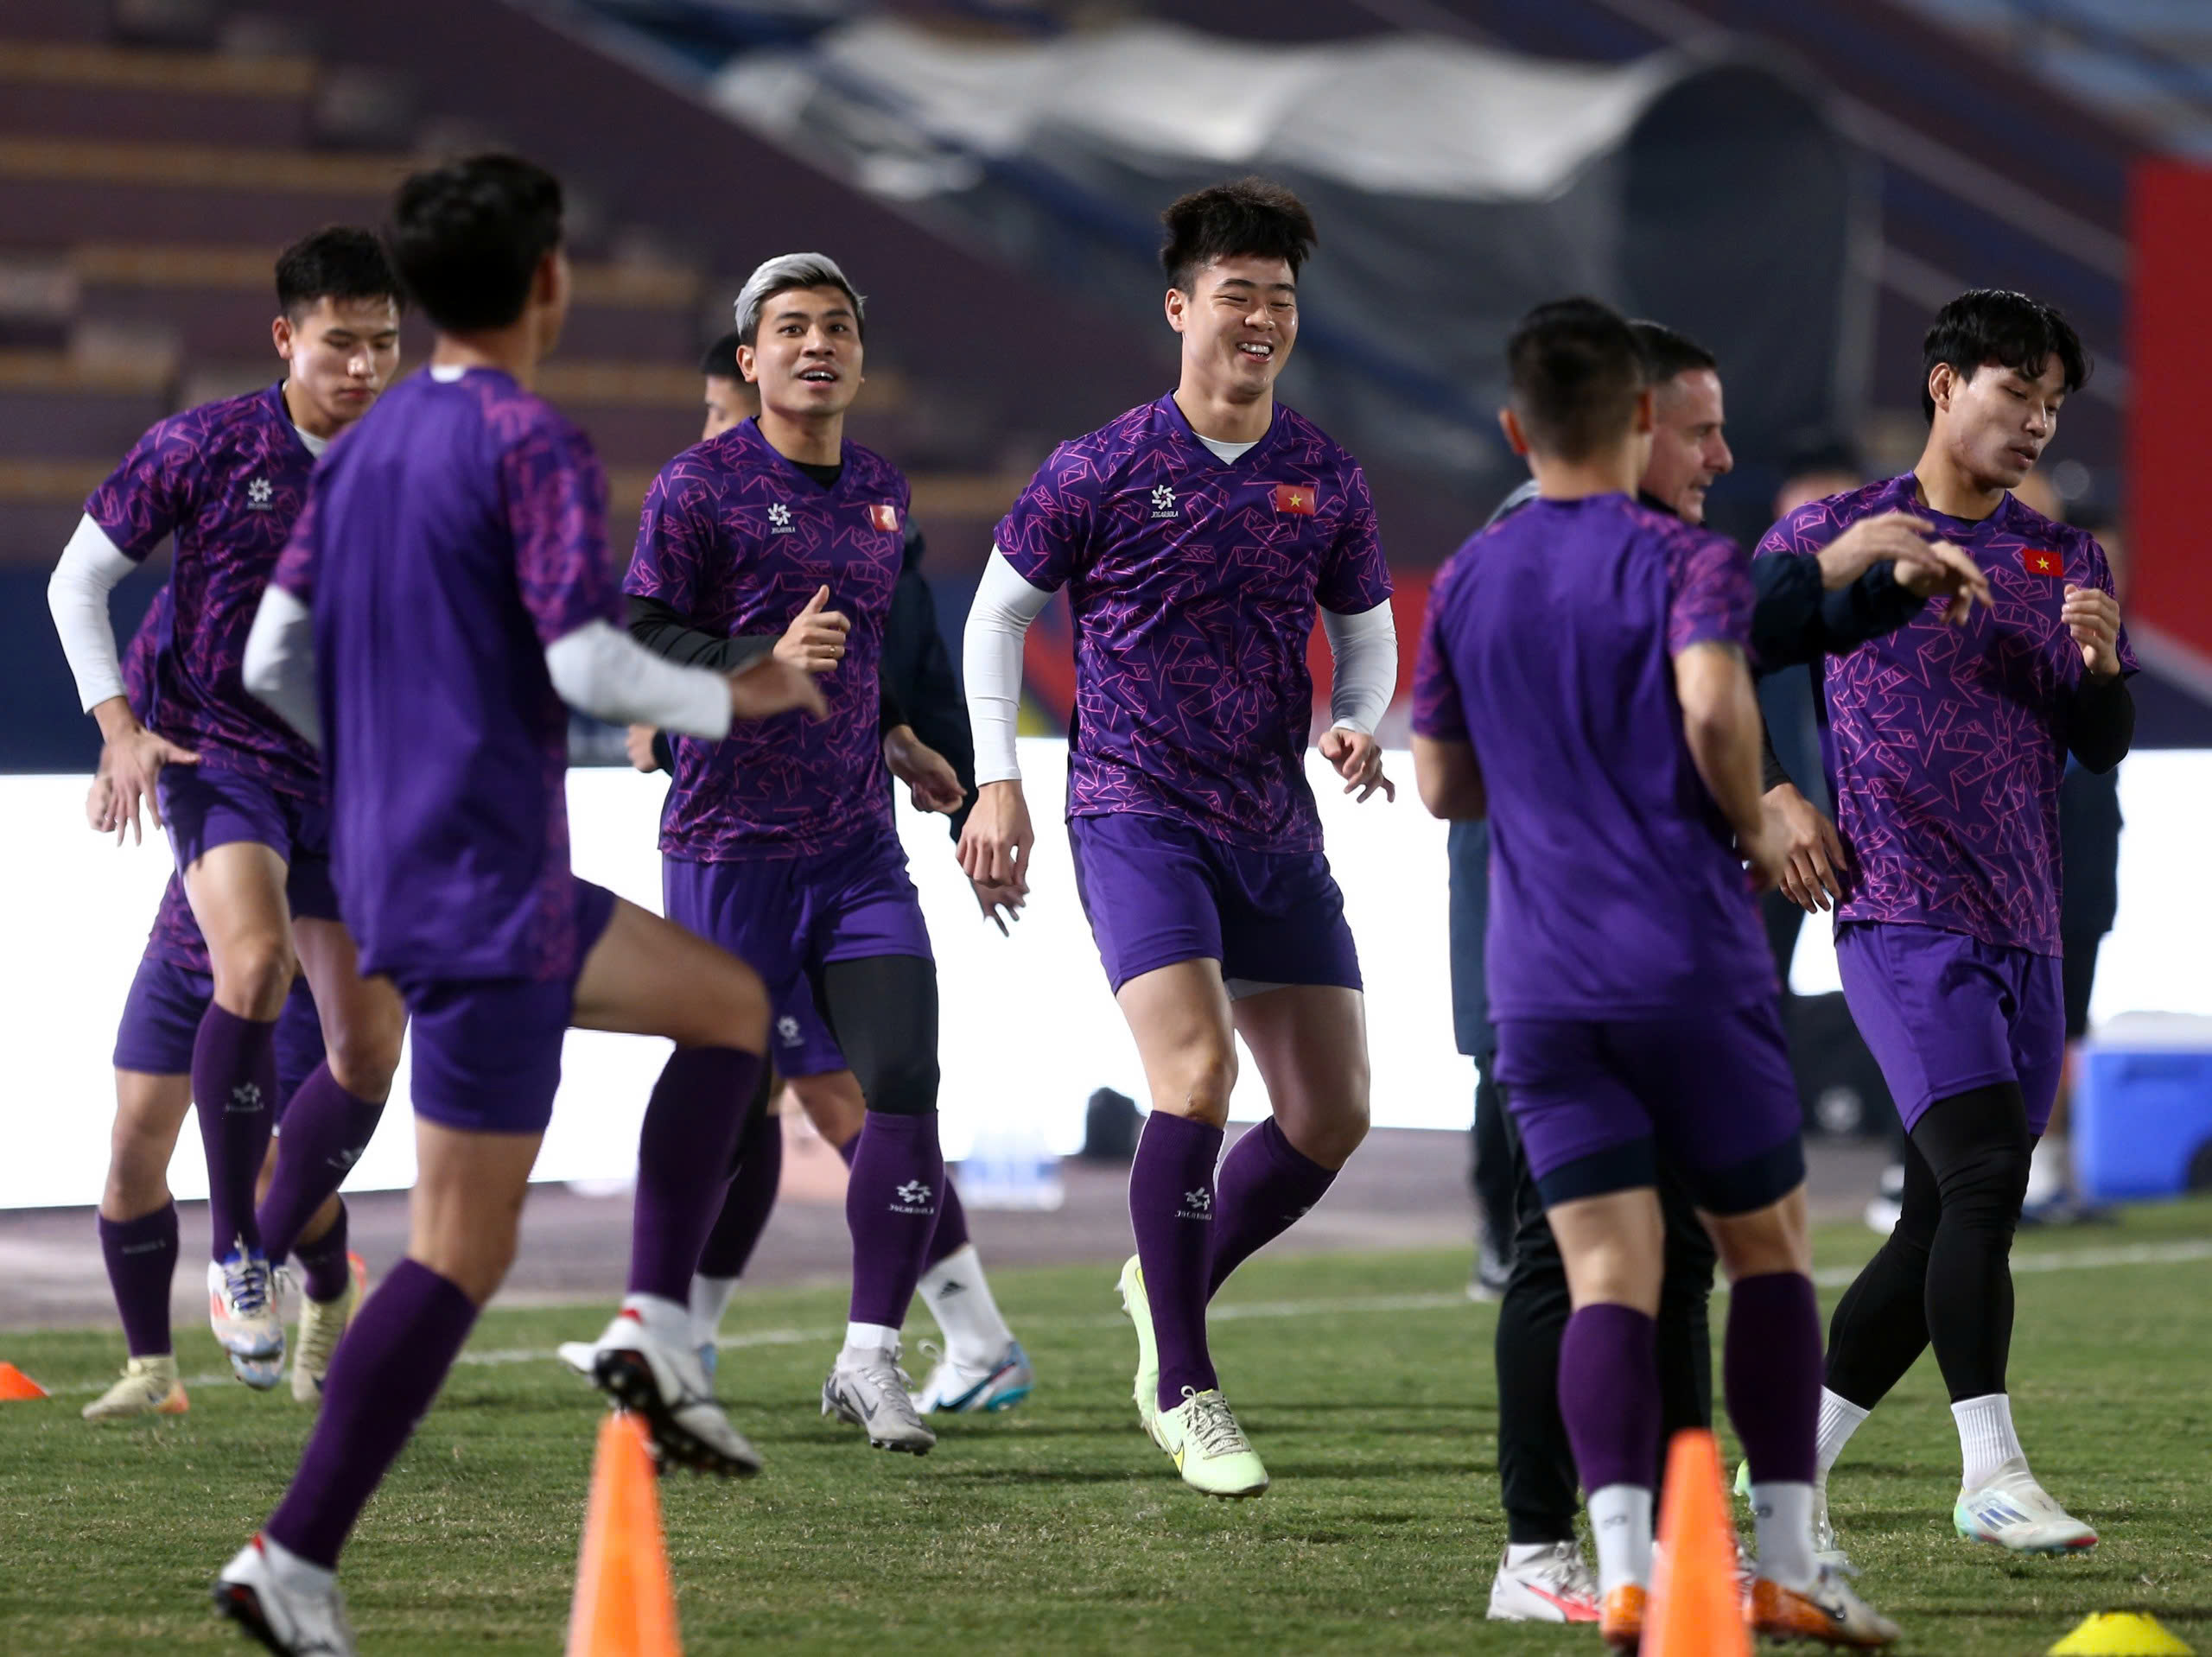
[213,155,823,1655]
[1412,296,1897,1649]
[1764,289,2133,1560]
[617,330,1031,1413]
[960,178,1399,1498]
[611,250,969,1456]
[83,587,345,1418]
[47,227,407,1387]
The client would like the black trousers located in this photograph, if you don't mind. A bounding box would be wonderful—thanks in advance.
[1492,1101,1719,1544]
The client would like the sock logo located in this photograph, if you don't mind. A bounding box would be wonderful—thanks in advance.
[324,1145,363,1171]
[934,1278,966,1298]
[117,1241,169,1256]
[892,1180,936,1216]
[1178,1187,1213,1221]
[226,1082,264,1114]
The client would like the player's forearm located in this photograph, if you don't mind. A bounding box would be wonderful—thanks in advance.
[242,586,323,746]
[48,516,136,714]
[2067,670,2134,774]
[625,594,777,675]
[964,548,1052,785]
[1320,600,1397,734]
[1678,651,1767,841]
[546,619,733,739]
[1411,735,1485,820]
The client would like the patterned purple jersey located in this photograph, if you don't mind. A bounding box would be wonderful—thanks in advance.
[1413,493,1774,1019]
[626,418,906,860]
[119,584,211,973]
[85,384,322,799]
[995,394,1391,854]
[1758,473,2136,956]
[278,367,621,982]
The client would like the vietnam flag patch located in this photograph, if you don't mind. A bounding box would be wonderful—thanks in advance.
[1274,483,1317,516]
[2022,547,2064,580]
[868,503,900,533]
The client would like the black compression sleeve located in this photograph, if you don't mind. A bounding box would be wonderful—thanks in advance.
[879,673,907,737]
[1761,713,1794,795]
[626,594,777,674]
[1818,563,1926,656]
[2067,672,2134,773]
[1748,555,1824,675]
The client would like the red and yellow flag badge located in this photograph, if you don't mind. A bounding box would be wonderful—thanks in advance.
[868,504,900,533]
[2022,547,2064,580]
[1274,483,1317,516]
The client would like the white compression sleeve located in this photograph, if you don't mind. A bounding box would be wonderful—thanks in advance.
[242,586,322,746]
[963,547,1052,785]
[1320,600,1397,735]
[47,515,137,713]
[544,619,733,739]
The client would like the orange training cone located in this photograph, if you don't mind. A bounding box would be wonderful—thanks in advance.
[0,1362,49,1401]
[1645,1429,1751,1657]
[566,1412,682,1657]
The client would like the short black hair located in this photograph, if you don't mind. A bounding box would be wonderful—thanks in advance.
[385,154,563,333]
[1160,176,1317,292]
[1628,320,1716,387]
[698,329,742,378]
[275,226,402,321]
[1506,297,1647,462]
[1922,289,2089,423]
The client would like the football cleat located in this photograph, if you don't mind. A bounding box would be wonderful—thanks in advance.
[911,1340,1034,1414]
[290,1254,367,1406]
[1150,1387,1268,1499]
[1748,1565,1902,1647]
[82,1354,188,1423]
[1599,1584,1646,1652]
[1116,1254,1161,1435]
[1485,1541,1600,1622]
[208,1246,284,1389]
[823,1343,937,1454]
[1953,1468,2097,1555]
[581,1310,762,1476]
[213,1535,355,1655]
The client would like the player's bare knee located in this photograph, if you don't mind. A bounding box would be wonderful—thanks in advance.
[691,956,770,1053]
[1158,1044,1236,1123]
[326,1019,402,1101]
[212,935,296,1019]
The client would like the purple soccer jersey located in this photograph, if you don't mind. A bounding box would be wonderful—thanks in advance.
[626,418,906,859]
[276,366,621,983]
[1758,473,2137,956]
[995,394,1390,854]
[85,384,322,798]
[1412,492,1775,1020]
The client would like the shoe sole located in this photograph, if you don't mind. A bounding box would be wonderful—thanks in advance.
[821,1386,935,1454]
[1185,1478,1268,1500]
[1750,1623,1898,1648]
[1957,1527,2097,1557]
[926,1374,1034,1414]
[211,1581,290,1656]
[592,1349,761,1478]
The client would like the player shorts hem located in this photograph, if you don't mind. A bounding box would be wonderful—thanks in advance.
[1686,1137,1807,1216]
[1534,1140,1659,1207]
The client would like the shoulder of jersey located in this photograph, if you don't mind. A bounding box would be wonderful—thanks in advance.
[162,384,281,447]
[1271,402,1356,467]
[843,440,908,495]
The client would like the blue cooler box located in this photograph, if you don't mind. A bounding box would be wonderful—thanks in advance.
[2075,1016,2212,1202]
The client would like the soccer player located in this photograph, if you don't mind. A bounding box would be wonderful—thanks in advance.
[1413,296,1897,1649]
[960,179,1399,1498]
[1475,321,1988,1621]
[215,155,823,1654]
[613,251,973,1456]
[83,588,346,1418]
[47,227,408,1387]
[1764,289,2132,1559]
[607,327,1033,1417]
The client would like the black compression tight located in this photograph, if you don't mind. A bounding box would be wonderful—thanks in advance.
[810,954,940,1117]
[1825,1082,2035,1406]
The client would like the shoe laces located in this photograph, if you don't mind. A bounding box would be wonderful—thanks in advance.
[222,1255,271,1317]
[1179,1389,1252,1457]
[855,1347,918,1398]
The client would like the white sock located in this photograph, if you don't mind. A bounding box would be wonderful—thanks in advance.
[1952,1393,2027,1490]
[1749,1481,1817,1590]
[916,1244,1015,1367]
[688,1274,740,1349]
[1586,1484,1653,1597]
[620,1292,690,1349]
[1505,1540,1572,1568]
[2024,1135,2068,1204]
[842,1320,900,1358]
[258,1533,335,1595]
[1815,1388,1872,1478]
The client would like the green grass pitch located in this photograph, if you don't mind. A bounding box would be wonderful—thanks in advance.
[3,1201,2208,1654]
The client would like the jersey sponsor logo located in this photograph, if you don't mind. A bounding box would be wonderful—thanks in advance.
[868,503,900,533]
[1150,484,1179,519]
[1274,482,1317,516]
[245,477,275,511]
[776,1013,802,1046]
[2022,548,2064,580]
[767,502,794,534]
